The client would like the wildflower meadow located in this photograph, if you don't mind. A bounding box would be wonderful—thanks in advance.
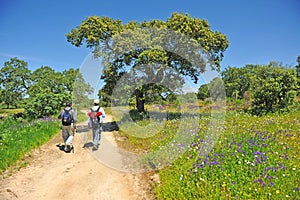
[153,108,300,199]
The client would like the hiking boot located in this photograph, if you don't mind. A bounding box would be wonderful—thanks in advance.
[92,144,98,151]
[64,144,71,152]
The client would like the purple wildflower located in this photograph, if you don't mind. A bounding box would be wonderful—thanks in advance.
[264,166,271,173]
[255,157,262,164]
[295,188,299,192]
[209,161,218,165]
[258,179,266,187]
[254,151,262,156]
[284,154,289,160]
[254,179,266,187]
[269,182,274,186]
[272,166,276,171]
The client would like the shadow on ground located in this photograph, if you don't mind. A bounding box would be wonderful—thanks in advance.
[76,122,119,133]
[55,144,74,153]
[82,142,94,148]
[102,121,119,132]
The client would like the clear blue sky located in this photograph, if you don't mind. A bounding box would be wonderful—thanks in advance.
[1,0,299,72]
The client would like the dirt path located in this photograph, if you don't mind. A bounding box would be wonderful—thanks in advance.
[0,115,152,200]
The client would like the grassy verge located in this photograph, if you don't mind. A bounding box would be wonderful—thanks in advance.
[155,108,300,199]
[0,116,60,174]
[112,105,300,199]
[0,106,100,175]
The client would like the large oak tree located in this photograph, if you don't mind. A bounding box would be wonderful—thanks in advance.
[66,12,229,112]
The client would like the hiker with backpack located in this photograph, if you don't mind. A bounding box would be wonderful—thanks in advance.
[87,99,106,151]
[58,101,77,152]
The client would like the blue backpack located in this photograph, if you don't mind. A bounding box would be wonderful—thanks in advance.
[62,109,73,126]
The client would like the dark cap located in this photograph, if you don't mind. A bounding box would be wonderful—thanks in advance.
[66,101,72,107]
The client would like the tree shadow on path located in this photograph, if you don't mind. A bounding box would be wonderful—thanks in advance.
[76,122,119,149]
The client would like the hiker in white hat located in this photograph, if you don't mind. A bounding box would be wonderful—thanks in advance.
[87,99,106,150]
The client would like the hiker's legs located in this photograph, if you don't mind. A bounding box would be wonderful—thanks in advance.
[66,130,74,146]
[62,125,69,144]
[63,126,74,151]
[99,125,102,141]
[63,125,73,145]
[93,127,100,146]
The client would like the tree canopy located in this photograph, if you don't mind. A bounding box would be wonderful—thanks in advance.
[0,58,30,108]
[220,62,298,114]
[66,12,229,112]
[0,57,92,119]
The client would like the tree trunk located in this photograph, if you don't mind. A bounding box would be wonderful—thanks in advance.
[135,89,145,113]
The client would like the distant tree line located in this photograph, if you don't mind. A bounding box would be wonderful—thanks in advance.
[2,56,298,118]
[198,57,300,115]
[0,57,92,119]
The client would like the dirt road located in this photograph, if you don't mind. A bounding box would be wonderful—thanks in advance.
[0,115,152,200]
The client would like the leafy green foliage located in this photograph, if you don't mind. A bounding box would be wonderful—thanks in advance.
[295,55,300,96]
[0,57,31,108]
[177,92,198,104]
[0,56,93,119]
[66,12,229,112]
[221,65,253,99]
[73,71,93,108]
[222,63,298,115]
[25,66,72,119]
[197,84,209,100]
[296,55,300,78]
[26,67,92,118]
[197,77,226,101]
[251,65,297,114]
[24,91,64,119]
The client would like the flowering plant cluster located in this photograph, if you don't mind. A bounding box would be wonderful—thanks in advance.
[156,111,299,199]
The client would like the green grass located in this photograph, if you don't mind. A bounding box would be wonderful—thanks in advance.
[0,108,24,116]
[154,108,300,199]
[0,116,60,173]
[113,104,300,199]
